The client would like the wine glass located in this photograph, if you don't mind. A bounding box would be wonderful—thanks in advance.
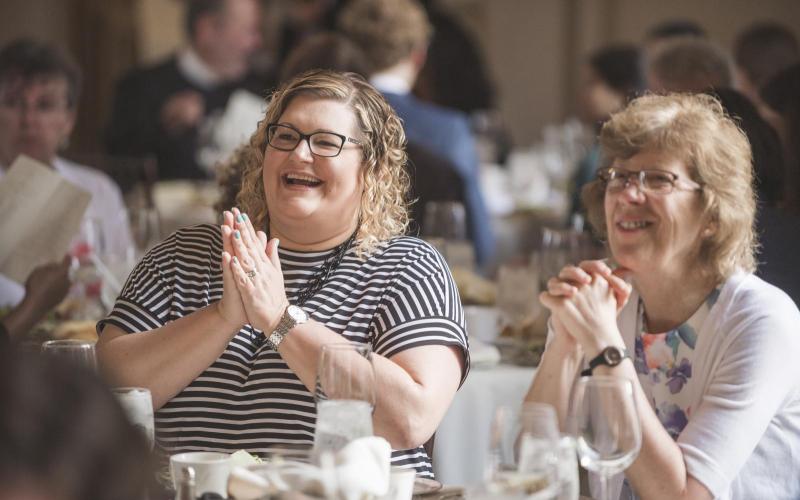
[485,403,561,499]
[570,376,641,500]
[129,205,162,256]
[421,201,474,269]
[41,339,97,371]
[314,343,376,454]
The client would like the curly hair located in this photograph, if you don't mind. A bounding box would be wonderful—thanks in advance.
[235,69,410,258]
[338,0,432,74]
[582,93,757,281]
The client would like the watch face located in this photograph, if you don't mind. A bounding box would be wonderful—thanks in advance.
[604,347,623,365]
[287,305,307,322]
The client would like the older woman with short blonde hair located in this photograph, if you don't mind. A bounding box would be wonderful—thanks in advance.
[98,70,468,477]
[526,93,800,499]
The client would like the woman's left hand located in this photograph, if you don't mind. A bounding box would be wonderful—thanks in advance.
[227,208,289,333]
[540,266,626,355]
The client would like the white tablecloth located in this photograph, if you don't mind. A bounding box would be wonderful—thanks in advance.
[432,364,536,485]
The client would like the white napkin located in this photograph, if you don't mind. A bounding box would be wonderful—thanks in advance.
[469,339,502,368]
[334,436,392,500]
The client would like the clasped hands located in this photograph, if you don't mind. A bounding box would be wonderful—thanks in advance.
[216,208,289,335]
[539,260,632,357]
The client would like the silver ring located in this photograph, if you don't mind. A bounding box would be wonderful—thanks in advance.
[245,269,257,279]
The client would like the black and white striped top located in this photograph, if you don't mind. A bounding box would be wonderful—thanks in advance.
[99,224,469,477]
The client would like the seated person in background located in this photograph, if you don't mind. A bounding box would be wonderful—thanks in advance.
[646,36,733,93]
[98,70,468,478]
[106,0,268,180]
[704,87,785,207]
[733,21,798,134]
[644,19,707,51]
[0,352,152,500]
[571,44,645,217]
[0,39,131,311]
[525,93,800,499]
[339,0,495,267]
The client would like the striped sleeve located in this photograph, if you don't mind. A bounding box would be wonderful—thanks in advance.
[371,240,469,384]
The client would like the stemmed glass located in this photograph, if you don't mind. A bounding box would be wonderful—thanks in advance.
[314,343,376,454]
[421,201,474,269]
[485,403,561,499]
[570,376,641,500]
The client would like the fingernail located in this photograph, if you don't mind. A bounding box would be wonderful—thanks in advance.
[236,214,243,222]
[275,238,280,247]
[234,230,240,239]
[233,256,238,263]
[242,214,248,220]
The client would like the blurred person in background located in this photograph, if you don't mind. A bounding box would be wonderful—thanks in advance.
[704,87,785,207]
[526,93,800,499]
[733,21,798,134]
[571,44,646,217]
[0,351,152,500]
[758,63,800,305]
[106,0,267,180]
[339,0,495,268]
[0,39,130,317]
[647,36,733,93]
[644,19,707,49]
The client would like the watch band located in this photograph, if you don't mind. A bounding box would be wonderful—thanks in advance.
[580,346,629,376]
[266,305,308,350]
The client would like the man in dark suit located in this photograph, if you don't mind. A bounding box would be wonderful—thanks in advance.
[106,0,267,180]
[339,0,495,267]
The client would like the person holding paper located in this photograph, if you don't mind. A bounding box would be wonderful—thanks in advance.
[98,70,468,477]
[106,0,270,179]
[0,39,131,309]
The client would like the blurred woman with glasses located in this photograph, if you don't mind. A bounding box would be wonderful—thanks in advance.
[525,93,800,499]
[97,70,468,477]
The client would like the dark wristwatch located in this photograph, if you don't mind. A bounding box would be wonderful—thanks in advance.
[581,346,629,376]
[266,305,308,350]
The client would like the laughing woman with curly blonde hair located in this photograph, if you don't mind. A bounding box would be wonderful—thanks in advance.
[97,70,468,477]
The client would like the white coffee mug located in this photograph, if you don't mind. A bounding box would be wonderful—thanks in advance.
[112,387,154,449]
[170,451,232,497]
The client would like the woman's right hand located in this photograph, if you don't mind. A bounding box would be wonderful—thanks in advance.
[217,210,257,333]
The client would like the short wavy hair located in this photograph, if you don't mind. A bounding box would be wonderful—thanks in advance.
[582,93,757,281]
[338,0,432,74]
[235,70,410,258]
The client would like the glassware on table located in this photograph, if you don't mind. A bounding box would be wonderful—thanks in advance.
[112,386,155,450]
[421,201,474,270]
[129,205,162,256]
[314,343,376,454]
[485,403,561,499]
[40,339,97,371]
[570,376,641,500]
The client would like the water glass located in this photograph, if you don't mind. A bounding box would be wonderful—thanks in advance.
[486,404,560,499]
[314,343,376,454]
[571,376,641,500]
[41,339,97,371]
[112,387,155,450]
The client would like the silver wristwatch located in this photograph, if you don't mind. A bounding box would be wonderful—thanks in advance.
[266,304,308,350]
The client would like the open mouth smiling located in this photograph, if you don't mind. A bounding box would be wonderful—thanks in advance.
[283,173,323,187]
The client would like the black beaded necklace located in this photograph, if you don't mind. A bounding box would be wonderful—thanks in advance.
[250,229,358,347]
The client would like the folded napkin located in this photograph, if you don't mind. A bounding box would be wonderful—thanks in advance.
[227,437,392,499]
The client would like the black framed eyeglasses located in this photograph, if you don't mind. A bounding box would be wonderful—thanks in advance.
[265,123,362,158]
[598,167,703,195]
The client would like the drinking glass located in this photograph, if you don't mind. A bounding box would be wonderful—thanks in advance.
[314,343,376,454]
[485,403,560,499]
[570,376,641,500]
[129,205,162,256]
[112,387,155,450]
[421,201,474,270]
[41,339,97,371]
